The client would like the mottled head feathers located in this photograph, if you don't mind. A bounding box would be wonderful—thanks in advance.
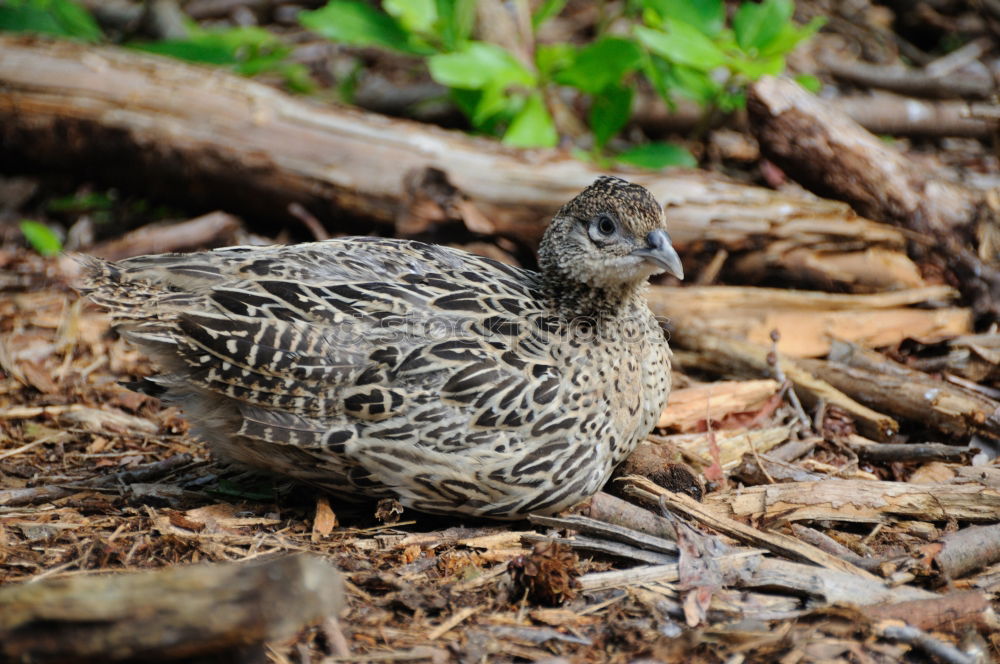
[538,177,682,310]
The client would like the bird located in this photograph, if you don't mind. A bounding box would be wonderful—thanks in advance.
[81,176,683,519]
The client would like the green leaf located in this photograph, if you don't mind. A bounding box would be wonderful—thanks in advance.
[794,73,821,93]
[19,220,62,256]
[733,0,792,52]
[469,83,511,126]
[665,64,721,105]
[641,53,674,105]
[131,39,238,64]
[0,0,102,42]
[278,63,317,93]
[760,16,825,57]
[716,89,746,112]
[615,142,696,170]
[532,0,568,31]
[47,191,114,213]
[726,53,785,79]
[50,0,101,41]
[434,0,475,49]
[195,25,278,50]
[132,27,286,65]
[384,0,436,34]
[554,37,641,94]
[589,84,632,149]
[635,21,726,71]
[299,1,427,54]
[428,41,535,89]
[503,92,558,148]
[535,43,576,78]
[129,26,315,91]
[641,0,724,37]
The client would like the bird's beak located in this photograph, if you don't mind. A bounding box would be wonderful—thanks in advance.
[631,229,684,280]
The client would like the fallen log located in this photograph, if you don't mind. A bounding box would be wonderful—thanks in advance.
[801,340,1000,439]
[702,478,1000,524]
[632,89,997,138]
[0,35,925,291]
[748,76,983,235]
[0,553,344,662]
[649,285,970,357]
[747,76,999,318]
[656,379,780,430]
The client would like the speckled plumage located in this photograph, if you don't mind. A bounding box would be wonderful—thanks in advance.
[82,177,683,519]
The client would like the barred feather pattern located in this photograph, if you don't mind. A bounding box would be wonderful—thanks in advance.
[81,177,676,518]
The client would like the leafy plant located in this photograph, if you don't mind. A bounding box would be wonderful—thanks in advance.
[130,26,315,93]
[299,0,822,169]
[0,0,101,42]
[0,0,822,171]
[638,0,823,115]
[19,220,63,256]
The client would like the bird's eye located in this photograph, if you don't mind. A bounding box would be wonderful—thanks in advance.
[595,214,616,236]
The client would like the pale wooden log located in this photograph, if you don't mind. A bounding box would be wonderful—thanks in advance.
[800,341,1000,439]
[649,284,970,357]
[655,182,924,290]
[703,479,1000,524]
[728,244,926,290]
[0,36,924,290]
[647,426,790,470]
[657,379,780,429]
[0,553,344,662]
[669,325,899,440]
[652,285,958,312]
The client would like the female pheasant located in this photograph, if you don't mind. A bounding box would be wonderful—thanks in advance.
[83,176,683,519]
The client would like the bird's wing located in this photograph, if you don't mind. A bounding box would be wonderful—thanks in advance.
[82,239,598,514]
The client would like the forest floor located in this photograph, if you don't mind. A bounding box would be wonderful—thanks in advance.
[2,1,1000,663]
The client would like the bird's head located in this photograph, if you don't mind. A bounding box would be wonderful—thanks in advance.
[538,176,684,293]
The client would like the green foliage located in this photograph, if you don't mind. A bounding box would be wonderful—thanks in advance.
[19,220,62,256]
[0,0,101,42]
[639,0,823,112]
[300,1,429,54]
[504,91,558,148]
[554,38,642,95]
[130,26,315,93]
[302,0,822,168]
[0,0,823,171]
[46,190,115,213]
[615,142,698,169]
